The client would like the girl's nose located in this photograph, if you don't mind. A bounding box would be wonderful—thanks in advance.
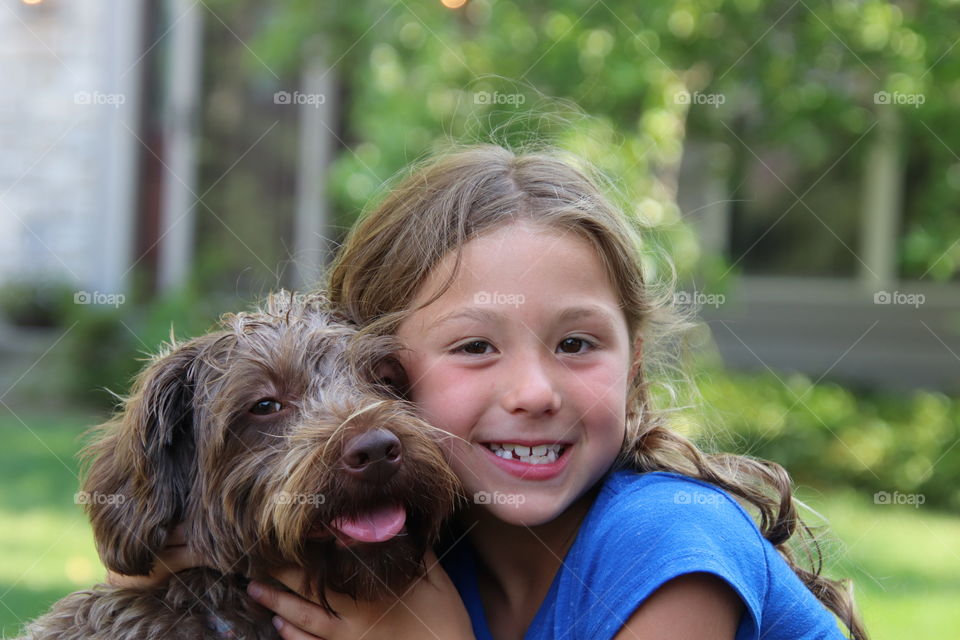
[500,352,562,416]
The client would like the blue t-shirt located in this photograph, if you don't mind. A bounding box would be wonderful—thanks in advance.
[440,470,848,640]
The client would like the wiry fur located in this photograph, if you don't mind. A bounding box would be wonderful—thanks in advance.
[22,291,461,640]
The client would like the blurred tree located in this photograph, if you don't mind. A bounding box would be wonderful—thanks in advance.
[194,0,960,288]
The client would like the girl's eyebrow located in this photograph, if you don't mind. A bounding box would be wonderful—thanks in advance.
[427,305,619,331]
[428,307,502,330]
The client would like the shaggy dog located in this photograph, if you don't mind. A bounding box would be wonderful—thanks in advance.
[22,292,460,639]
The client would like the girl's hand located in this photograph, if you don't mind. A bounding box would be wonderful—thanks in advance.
[248,549,475,640]
[105,523,205,588]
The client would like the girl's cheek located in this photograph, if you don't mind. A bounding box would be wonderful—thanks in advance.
[574,362,625,398]
[579,366,630,429]
[415,366,478,435]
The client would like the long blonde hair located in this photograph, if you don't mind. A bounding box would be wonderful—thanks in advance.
[325,144,867,639]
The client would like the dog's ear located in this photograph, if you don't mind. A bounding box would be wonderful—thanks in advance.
[81,335,213,576]
[373,355,410,398]
[345,332,412,399]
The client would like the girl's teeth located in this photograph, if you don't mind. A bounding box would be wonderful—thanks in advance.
[484,442,565,464]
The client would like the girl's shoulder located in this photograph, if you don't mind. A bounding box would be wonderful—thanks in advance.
[604,467,744,496]
[593,469,764,541]
[552,470,847,640]
[554,470,770,638]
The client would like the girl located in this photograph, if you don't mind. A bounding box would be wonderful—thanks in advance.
[130,145,868,640]
[247,144,867,640]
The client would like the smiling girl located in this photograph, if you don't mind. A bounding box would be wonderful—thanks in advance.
[244,144,867,640]
[117,145,866,639]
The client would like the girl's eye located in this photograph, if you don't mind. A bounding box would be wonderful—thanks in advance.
[250,398,283,415]
[451,338,595,355]
[452,340,493,355]
[558,337,594,354]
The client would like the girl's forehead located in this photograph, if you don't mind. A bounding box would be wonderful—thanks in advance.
[446,224,596,272]
[404,224,623,322]
[460,227,606,285]
[417,228,607,290]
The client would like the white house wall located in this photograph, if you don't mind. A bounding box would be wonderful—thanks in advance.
[0,0,143,295]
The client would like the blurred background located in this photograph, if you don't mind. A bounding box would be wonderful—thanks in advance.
[1,0,958,637]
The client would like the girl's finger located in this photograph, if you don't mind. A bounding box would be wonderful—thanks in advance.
[105,545,205,588]
[422,547,440,571]
[267,565,309,596]
[267,566,355,612]
[155,543,205,574]
[247,580,336,638]
[273,616,326,640]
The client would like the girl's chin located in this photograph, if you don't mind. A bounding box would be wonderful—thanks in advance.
[467,492,569,527]
[487,506,562,528]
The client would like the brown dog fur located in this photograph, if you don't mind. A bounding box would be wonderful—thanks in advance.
[21,292,460,639]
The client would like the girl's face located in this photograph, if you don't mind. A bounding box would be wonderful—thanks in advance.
[395,222,638,526]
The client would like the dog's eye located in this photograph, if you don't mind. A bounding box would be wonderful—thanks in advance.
[250,399,283,415]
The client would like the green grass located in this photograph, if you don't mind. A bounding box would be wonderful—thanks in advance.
[1,410,957,638]
[799,486,960,638]
[0,409,104,638]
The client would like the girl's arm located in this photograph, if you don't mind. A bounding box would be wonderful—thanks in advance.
[248,548,476,640]
[613,572,744,640]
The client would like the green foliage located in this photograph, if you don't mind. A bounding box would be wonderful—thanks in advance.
[59,288,235,408]
[0,279,75,328]
[692,367,960,510]
[240,0,960,281]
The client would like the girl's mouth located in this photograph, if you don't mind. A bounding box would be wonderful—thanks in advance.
[479,441,573,480]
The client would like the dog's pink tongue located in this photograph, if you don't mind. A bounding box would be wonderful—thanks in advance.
[332,505,406,543]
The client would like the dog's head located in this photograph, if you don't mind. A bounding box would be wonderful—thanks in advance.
[81,291,461,609]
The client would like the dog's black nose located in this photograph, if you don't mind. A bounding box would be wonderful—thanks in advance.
[342,428,402,483]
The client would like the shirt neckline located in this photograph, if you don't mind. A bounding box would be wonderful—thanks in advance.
[459,535,567,640]
[456,470,627,639]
